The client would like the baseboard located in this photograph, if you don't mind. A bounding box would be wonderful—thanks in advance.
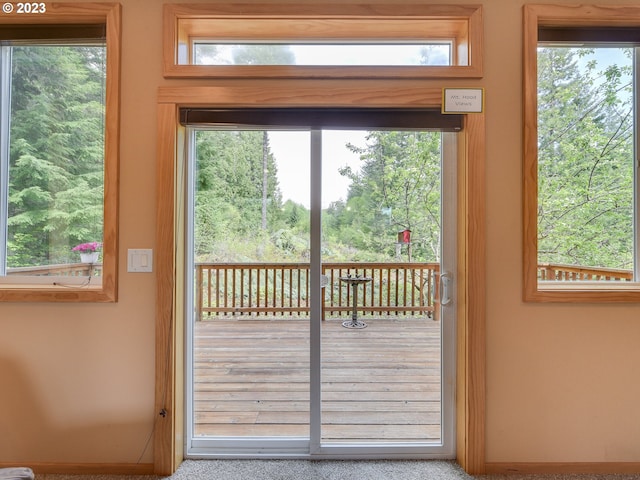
[0,463,155,475]
[485,462,640,475]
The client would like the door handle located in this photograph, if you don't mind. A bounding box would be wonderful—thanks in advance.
[440,272,452,306]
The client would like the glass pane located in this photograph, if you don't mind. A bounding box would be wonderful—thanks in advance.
[193,43,451,66]
[191,129,311,439]
[3,45,106,278]
[320,130,442,444]
[537,47,634,282]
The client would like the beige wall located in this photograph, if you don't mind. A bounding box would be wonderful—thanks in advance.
[484,0,640,465]
[2,0,640,470]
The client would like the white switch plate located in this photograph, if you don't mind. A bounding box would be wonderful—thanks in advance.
[128,249,153,272]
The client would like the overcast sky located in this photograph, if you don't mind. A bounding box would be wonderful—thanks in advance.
[268,130,368,209]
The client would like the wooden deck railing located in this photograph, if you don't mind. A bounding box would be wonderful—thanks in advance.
[8,261,634,316]
[6,262,102,277]
[538,263,632,281]
[195,262,440,321]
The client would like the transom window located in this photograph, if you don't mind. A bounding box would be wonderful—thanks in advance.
[192,42,452,67]
[163,4,483,78]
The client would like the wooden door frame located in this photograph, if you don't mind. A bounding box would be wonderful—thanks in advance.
[154,81,486,475]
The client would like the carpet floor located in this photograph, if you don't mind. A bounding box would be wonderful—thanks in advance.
[33,460,640,480]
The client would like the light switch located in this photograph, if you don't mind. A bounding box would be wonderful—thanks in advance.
[128,249,153,272]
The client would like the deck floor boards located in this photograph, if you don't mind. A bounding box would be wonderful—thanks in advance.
[193,316,442,442]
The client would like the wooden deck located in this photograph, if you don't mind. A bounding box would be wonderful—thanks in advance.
[193,316,442,443]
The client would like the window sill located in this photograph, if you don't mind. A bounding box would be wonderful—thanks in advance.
[539,281,640,291]
[527,282,640,303]
[0,284,112,302]
[163,64,483,80]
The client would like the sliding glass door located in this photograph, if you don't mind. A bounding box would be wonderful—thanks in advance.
[184,110,457,458]
[318,130,453,453]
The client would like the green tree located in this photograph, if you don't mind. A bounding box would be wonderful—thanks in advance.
[231,44,294,234]
[194,130,283,260]
[7,45,106,266]
[325,131,442,262]
[537,47,634,269]
[192,42,297,262]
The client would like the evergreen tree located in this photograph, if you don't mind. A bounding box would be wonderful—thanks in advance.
[194,130,283,260]
[192,44,295,261]
[7,45,106,267]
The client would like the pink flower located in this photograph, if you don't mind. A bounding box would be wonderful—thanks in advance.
[72,242,102,253]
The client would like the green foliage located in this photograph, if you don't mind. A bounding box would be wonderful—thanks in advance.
[537,47,634,269]
[281,200,309,232]
[7,40,632,276]
[194,130,284,261]
[193,128,443,264]
[323,131,442,262]
[6,45,106,267]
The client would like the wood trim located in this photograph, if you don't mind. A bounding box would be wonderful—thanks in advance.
[528,4,640,28]
[158,80,445,107]
[164,2,180,70]
[162,3,483,79]
[173,124,187,472]
[455,130,468,471]
[155,83,486,475]
[181,18,467,39]
[164,65,479,80]
[456,113,485,475]
[486,462,640,475]
[466,4,482,69]
[164,2,482,18]
[522,4,540,303]
[0,2,120,303]
[101,2,121,303]
[155,103,180,476]
[522,4,640,303]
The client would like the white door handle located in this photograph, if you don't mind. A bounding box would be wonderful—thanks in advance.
[440,272,452,306]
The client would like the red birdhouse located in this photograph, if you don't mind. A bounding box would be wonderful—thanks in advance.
[397,229,411,244]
